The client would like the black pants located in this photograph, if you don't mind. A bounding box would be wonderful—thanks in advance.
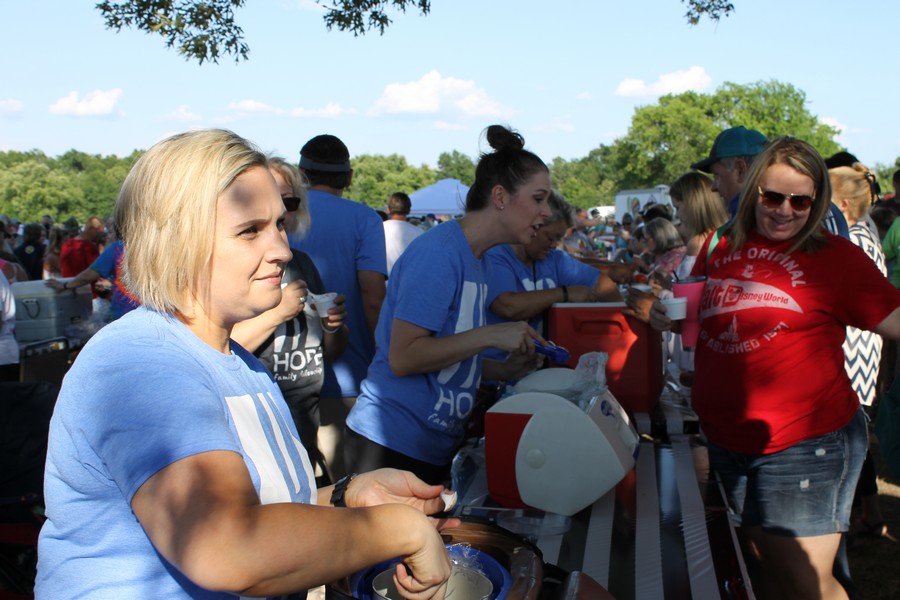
[343,427,451,486]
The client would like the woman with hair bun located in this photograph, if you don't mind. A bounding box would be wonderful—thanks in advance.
[345,125,551,484]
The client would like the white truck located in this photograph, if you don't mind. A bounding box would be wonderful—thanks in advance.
[614,185,672,223]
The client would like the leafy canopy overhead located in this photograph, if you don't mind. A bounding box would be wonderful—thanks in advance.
[96,1,733,64]
[96,0,431,64]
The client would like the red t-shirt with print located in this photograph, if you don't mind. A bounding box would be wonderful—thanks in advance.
[690,230,900,454]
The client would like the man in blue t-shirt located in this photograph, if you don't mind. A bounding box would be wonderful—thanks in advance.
[290,134,387,481]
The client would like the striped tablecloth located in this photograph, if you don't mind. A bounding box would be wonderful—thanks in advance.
[455,428,754,600]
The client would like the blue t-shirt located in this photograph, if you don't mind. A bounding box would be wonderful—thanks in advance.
[89,240,139,320]
[290,190,387,398]
[347,221,488,466]
[37,307,315,599]
[484,246,600,334]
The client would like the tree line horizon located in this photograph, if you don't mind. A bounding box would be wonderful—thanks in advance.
[2,81,898,224]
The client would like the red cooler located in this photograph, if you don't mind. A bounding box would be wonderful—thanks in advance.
[546,302,663,412]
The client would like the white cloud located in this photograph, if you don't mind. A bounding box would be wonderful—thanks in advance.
[164,104,201,122]
[821,117,845,136]
[575,92,593,101]
[0,99,24,115]
[370,70,511,118]
[614,66,712,98]
[49,88,123,116]
[289,102,354,118]
[228,99,281,114]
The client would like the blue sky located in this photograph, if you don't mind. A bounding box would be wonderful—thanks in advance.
[2,0,898,178]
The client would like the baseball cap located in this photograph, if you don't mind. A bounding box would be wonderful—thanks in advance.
[691,126,768,173]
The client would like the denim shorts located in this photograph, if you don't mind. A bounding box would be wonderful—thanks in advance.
[708,408,868,537]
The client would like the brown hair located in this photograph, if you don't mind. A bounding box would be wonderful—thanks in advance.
[731,137,831,255]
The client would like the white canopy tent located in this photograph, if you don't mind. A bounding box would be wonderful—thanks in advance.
[408,178,469,218]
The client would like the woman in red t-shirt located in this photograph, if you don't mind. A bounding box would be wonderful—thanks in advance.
[636,137,900,599]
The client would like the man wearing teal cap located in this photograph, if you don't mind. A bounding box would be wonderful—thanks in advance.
[691,125,768,216]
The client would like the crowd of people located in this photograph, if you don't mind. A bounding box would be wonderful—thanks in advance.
[0,122,897,599]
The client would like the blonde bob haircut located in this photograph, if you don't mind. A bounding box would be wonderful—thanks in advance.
[830,163,877,224]
[731,137,831,255]
[268,156,311,238]
[669,171,727,238]
[115,129,268,315]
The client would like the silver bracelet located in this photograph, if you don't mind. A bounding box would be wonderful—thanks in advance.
[322,323,344,334]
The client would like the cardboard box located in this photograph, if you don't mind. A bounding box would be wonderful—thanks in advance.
[547,303,663,413]
[11,280,91,343]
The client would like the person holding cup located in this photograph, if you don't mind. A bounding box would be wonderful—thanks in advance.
[37,131,456,599]
[232,157,347,480]
[634,137,900,599]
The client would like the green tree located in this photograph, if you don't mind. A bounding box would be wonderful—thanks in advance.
[435,150,475,186]
[603,80,841,190]
[0,160,84,222]
[346,153,436,209]
[96,1,733,64]
[0,149,142,223]
[97,0,431,64]
[549,149,617,209]
[682,0,734,24]
[712,81,840,157]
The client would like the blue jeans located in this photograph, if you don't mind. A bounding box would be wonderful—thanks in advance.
[708,408,868,537]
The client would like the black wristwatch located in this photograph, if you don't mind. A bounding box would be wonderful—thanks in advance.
[330,473,357,507]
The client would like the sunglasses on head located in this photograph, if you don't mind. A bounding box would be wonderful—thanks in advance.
[757,186,814,211]
[282,196,302,212]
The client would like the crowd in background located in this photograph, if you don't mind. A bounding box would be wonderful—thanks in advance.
[2,123,900,598]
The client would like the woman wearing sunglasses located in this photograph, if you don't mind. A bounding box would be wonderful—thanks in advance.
[232,157,347,482]
[642,137,900,599]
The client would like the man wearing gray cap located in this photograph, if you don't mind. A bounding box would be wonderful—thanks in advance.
[292,134,387,482]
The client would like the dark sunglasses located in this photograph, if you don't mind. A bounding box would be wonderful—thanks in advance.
[282,196,302,212]
[757,186,814,211]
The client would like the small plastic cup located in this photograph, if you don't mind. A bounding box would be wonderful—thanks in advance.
[661,296,687,320]
[310,292,336,317]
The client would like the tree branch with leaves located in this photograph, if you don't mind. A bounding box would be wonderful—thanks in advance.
[96,0,431,64]
[97,1,734,64]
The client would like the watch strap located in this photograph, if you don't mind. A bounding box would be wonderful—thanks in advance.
[330,473,357,507]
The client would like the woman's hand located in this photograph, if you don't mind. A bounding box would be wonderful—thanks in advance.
[625,287,671,328]
[484,321,542,354]
[343,469,452,517]
[276,279,307,323]
[395,523,452,600]
[322,293,347,332]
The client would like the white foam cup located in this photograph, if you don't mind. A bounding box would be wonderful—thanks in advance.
[311,292,337,317]
[661,296,687,320]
